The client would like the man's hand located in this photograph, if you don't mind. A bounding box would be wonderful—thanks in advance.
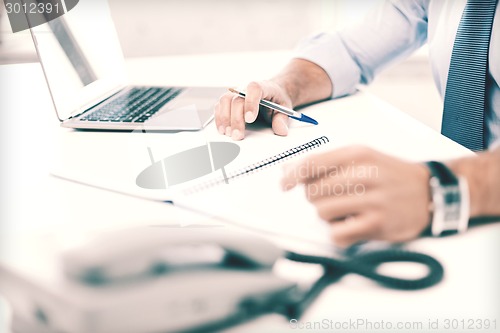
[214,81,292,141]
[281,146,431,248]
[214,58,333,140]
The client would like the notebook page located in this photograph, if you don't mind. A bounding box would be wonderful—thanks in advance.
[174,141,333,246]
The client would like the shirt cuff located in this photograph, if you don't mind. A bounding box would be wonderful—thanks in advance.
[490,139,500,151]
[293,32,362,99]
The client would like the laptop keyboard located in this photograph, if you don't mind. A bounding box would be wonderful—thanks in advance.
[80,87,183,123]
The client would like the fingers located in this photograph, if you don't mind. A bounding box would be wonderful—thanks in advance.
[281,146,378,190]
[271,112,289,136]
[214,83,261,141]
[279,147,381,248]
[304,179,376,247]
[230,95,245,140]
[314,195,365,222]
[303,174,375,202]
[330,214,380,248]
[244,82,263,124]
[214,81,294,140]
[215,92,233,135]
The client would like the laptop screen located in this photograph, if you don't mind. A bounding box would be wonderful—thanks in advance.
[29,0,126,121]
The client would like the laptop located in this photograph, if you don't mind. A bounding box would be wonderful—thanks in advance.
[27,0,226,130]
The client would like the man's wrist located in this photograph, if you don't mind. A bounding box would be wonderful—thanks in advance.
[271,76,299,108]
[272,58,333,108]
[446,154,490,217]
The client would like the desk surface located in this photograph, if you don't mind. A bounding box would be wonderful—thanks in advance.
[1,52,499,333]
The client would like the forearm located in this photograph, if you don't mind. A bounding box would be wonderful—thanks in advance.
[447,147,500,217]
[271,58,333,108]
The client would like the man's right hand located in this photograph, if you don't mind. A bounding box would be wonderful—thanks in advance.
[214,58,333,140]
[214,80,293,141]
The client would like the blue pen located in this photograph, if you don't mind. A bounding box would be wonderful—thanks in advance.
[229,88,318,125]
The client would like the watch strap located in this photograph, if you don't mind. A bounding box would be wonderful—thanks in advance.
[425,161,458,186]
[425,161,469,237]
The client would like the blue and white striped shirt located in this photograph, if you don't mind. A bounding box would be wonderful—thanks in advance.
[295,0,500,149]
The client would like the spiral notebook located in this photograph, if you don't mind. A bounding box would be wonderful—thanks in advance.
[175,135,333,247]
[182,136,330,195]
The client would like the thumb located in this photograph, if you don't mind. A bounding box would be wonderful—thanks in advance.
[271,112,290,136]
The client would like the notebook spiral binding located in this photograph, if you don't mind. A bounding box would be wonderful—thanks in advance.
[183,136,329,195]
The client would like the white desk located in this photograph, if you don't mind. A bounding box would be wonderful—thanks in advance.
[1,52,499,333]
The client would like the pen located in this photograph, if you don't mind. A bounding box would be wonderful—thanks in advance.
[228,88,318,125]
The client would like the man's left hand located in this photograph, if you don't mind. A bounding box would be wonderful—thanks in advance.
[281,146,431,248]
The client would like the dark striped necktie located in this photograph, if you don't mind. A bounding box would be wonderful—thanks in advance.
[441,0,497,151]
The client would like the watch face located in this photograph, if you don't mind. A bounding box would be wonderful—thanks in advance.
[430,177,469,237]
[443,185,461,220]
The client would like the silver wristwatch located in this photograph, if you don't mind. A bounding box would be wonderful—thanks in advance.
[426,161,470,237]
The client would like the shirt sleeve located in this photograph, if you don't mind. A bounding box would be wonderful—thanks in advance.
[294,0,430,98]
[490,139,500,151]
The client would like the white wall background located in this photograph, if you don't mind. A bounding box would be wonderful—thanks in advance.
[0,0,379,60]
[109,0,330,57]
